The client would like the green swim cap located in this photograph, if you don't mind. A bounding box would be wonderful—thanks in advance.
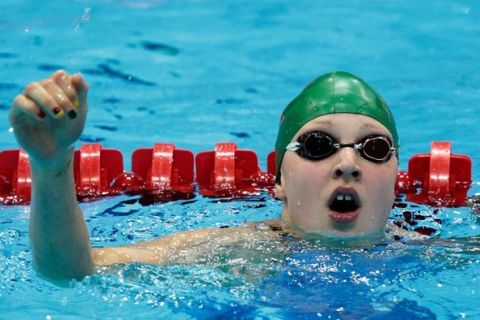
[275,71,399,183]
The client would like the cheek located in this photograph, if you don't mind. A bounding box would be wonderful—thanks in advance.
[281,155,331,196]
[366,162,398,211]
[280,156,334,227]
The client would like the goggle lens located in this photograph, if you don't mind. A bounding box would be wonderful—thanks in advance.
[301,132,335,159]
[361,137,392,162]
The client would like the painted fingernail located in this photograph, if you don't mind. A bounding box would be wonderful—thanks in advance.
[52,107,64,118]
[68,109,77,119]
[37,110,46,119]
[73,99,80,109]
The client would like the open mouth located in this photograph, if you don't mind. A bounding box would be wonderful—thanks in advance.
[328,188,361,223]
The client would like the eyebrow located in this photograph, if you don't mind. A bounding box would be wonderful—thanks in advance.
[308,120,377,129]
[308,120,332,126]
[361,123,377,129]
[301,120,391,141]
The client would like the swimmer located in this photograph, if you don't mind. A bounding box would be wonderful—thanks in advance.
[9,70,399,280]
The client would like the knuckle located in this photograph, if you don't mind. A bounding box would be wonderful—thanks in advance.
[10,96,29,118]
[57,97,72,109]
[64,90,76,101]
[25,82,39,93]
[66,87,77,100]
[53,69,67,77]
[44,95,59,107]
[55,69,69,82]
[13,95,24,106]
[40,78,54,87]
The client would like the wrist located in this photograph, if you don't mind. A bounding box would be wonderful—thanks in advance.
[29,147,74,176]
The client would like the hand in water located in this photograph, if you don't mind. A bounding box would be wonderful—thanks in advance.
[9,70,89,166]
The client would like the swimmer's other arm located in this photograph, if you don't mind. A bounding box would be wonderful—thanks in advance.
[92,223,279,266]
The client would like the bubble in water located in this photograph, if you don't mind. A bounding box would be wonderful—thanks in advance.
[75,7,92,31]
[82,7,92,21]
[459,6,471,14]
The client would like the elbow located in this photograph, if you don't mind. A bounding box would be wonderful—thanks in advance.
[32,252,94,282]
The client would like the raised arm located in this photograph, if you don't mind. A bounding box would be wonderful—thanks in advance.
[9,70,93,280]
[9,71,281,280]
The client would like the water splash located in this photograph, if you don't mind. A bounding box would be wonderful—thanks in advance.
[75,7,92,31]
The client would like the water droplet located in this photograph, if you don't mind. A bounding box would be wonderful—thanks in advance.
[459,6,470,14]
[82,7,92,21]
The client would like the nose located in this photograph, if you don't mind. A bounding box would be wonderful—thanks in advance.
[331,148,361,180]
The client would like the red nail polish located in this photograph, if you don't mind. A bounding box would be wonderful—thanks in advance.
[52,107,61,115]
[37,110,46,119]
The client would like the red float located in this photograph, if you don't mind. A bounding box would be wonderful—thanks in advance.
[0,141,472,206]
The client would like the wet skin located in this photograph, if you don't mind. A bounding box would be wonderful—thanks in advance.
[9,71,398,280]
[276,114,398,241]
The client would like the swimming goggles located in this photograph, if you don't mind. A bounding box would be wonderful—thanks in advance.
[286,131,396,163]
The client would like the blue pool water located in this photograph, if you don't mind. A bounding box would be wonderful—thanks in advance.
[1,0,480,318]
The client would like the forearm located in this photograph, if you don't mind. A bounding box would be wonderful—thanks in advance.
[29,149,94,280]
[92,228,248,266]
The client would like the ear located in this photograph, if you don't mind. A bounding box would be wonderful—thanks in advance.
[274,174,287,202]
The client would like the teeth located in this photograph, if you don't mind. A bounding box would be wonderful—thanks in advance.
[331,192,359,213]
[335,194,353,201]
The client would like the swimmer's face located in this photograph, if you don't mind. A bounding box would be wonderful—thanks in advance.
[276,113,398,241]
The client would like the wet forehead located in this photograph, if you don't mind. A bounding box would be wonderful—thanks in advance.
[295,113,392,140]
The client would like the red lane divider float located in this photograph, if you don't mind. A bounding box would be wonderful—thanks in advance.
[196,143,275,197]
[131,143,195,201]
[0,141,473,206]
[0,149,31,205]
[74,143,125,199]
[396,142,472,207]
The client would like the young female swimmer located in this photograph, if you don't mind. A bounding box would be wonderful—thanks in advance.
[9,71,399,280]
